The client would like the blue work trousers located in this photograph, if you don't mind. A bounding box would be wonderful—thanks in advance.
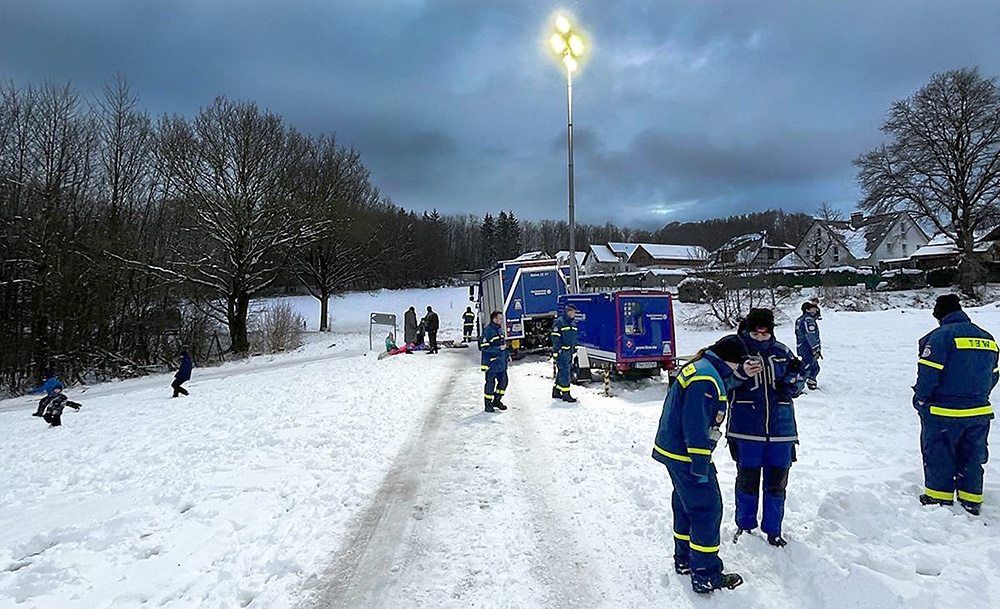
[665,461,724,590]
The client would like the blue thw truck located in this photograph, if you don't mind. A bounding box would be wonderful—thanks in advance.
[558,290,678,386]
[478,258,570,352]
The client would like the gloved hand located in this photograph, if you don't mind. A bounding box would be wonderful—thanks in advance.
[787,357,802,373]
[912,394,925,411]
[813,348,822,360]
[739,357,764,378]
[695,475,709,484]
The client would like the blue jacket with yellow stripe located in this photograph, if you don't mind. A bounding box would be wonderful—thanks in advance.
[550,313,578,355]
[914,310,998,418]
[480,321,508,372]
[652,351,732,477]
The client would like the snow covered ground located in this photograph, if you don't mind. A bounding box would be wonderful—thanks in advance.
[2,287,999,609]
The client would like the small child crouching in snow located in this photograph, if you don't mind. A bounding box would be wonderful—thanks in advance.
[42,386,81,427]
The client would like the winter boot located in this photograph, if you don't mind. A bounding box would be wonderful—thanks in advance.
[674,560,691,575]
[806,380,818,391]
[919,493,953,507]
[732,528,753,543]
[692,572,743,594]
[561,393,578,403]
[484,398,496,413]
[552,387,561,399]
[767,535,787,547]
[960,501,981,516]
[493,398,507,411]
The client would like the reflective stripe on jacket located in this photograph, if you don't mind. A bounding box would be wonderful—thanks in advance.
[652,351,732,477]
[550,314,578,354]
[914,310,998,418]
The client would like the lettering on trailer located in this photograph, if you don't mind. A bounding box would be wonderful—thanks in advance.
[530,288,553,296]
[632,345,658,351]
[646,313,669,321]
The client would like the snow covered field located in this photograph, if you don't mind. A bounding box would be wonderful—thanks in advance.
[2,287,999,609]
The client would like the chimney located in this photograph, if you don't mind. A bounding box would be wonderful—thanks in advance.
[850,211,864,228]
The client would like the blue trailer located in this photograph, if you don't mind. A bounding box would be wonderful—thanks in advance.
[478,258,570,351]
[558,290,678,382]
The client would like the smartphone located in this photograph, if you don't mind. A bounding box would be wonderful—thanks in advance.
[746,355,763,367]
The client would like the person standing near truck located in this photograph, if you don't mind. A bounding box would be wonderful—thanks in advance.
[550,304,579,402]
[480,311,509,413]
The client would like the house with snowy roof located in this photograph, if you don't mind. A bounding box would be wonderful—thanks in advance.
[582,244,627,274]
[709,231,797,270]
[628,243,709,269]
[901,226,1000,269]
[555,250,586,271]
[794,211,929,269]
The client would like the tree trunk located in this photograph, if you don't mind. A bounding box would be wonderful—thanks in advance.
[319,290,330,332]
[227,292,251,354]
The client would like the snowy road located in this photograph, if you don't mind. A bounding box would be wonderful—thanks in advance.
[306,350,603,608]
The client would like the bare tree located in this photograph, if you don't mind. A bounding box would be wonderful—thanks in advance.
[855,67,1000,293]
[290,136,379,331]
[159,97,317,354]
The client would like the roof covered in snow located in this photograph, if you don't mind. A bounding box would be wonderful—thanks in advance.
[555,250,586,266]
[607,242,641,259]
[585,244,621,264]
[772,251,809,269]
[632,243,709,262]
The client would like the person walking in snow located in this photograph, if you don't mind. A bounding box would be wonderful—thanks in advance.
[41,385,81,427]
[462,306,476,343]
[795,301,822,390]
[479,311,509,413]
[652,335,751,594]
[913,294,997,516]
[172,350,193,398]
[726,308,805,548]
[29,372,64,417]
[423,306,440,354]
[404,306,418,345]
[550,303,579,402]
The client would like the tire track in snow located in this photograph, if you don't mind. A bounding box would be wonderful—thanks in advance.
[303,350,602,608]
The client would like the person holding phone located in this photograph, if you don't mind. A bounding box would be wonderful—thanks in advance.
[726,308,805,547]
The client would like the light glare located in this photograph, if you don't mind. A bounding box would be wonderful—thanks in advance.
[568,34,584,57]
[555,15,571,34]
[550,33,567,53]
[563,55,578,72]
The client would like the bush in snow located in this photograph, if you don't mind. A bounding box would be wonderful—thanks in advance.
[250,301,305,354]
[677,277,724,303]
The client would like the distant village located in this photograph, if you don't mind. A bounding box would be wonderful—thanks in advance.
[498,211,999,292]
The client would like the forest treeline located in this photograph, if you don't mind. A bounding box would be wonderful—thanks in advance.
[0,78,812,390]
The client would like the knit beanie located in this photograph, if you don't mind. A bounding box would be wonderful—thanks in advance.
[709,335,749,363]
[745,308,775,333]
[932,294,961,320]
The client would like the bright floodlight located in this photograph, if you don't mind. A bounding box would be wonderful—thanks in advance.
[563,56,578,72]
[555,15,571,34]
[550,33,567,53]
[568,34,584,56]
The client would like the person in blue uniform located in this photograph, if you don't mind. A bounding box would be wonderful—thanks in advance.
[479,311,509,413]
[462,307,476,342]
[727,308,805,547]
[795,301,822,390]
[914,294,998,515]
[550,304,579,402]
[652,335,754,594]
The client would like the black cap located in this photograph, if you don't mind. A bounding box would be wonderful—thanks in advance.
[709,335,749,363]
[745,308,775,333]
[801,301,819,313]
[565,303,578,311]
[933,294,961,320]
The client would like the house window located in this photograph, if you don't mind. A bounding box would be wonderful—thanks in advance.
[833,248,840,262]
[902,242,907,253]
[887,242,894,254]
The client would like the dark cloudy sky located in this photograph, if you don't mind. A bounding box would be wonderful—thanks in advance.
[2,1,999,228]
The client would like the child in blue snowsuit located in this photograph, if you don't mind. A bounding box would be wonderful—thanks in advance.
[795,301,822,390]
[30,373,65,417]
[479,311,509,413]
[914,294,998,515]
[652,335,749,594]
[172,350,193,398]
[727,308,805,547]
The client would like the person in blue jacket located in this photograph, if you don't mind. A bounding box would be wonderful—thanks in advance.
[30,372,65,417]
[462,307,476,342]
[914,294,998,516]
[479,311,509,413]
[172,350,193,398]
[727,308,805,547]
[652,335,755,594]
[795,301,822,390]
[550,304,579,402]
